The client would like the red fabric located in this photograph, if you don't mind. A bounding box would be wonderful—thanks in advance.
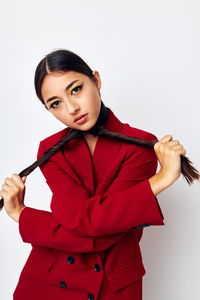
[14,109,164,299]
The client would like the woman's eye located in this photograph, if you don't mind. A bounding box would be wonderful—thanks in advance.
[71,84,83,95]
[50,100,61,109]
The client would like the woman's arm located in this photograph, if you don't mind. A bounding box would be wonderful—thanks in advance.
[40,139,164,236]
[148,171,172,196]
[19,207,94,252]
[18,136,164,251]
[19,206,129,252]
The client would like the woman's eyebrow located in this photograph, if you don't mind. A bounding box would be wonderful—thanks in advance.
[46,79,80,103]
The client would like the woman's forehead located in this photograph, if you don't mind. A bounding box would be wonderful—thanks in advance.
[41,71,88,100]
[45,70,86,81]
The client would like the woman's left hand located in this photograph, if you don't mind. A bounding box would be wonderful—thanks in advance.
[0,173,27,222]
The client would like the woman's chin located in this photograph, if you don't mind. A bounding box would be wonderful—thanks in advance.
[72,122,95,132]
[80,119,97,132]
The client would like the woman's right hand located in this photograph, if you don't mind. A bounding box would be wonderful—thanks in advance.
[154,134,187,186]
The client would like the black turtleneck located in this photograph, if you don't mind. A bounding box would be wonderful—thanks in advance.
[86,100,110,136]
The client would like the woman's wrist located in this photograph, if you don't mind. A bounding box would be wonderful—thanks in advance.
[148,170,173,196]
[11,205,26,223]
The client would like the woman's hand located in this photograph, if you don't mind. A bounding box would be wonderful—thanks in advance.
[0,174,27,222]
[154,134,187,186]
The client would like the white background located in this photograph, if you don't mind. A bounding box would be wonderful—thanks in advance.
[0,0,200,299]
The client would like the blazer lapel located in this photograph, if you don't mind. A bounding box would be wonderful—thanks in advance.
[63,135,95,196]
[91,109,124,193]
[46,109,124,196]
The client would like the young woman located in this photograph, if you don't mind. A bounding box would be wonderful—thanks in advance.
[1,49,186,300]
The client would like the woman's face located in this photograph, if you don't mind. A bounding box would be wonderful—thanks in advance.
[41,70,102,131]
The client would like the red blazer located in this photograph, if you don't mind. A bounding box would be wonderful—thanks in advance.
[14,109,164,300]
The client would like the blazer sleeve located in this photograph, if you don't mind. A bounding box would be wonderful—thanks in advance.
[19,135,164,249]
[19,206,129,253]
[18,142,132,252]
[41,137,164,236]
[47,136,164,237]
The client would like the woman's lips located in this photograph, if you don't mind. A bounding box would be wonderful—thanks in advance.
[74,114,88,124]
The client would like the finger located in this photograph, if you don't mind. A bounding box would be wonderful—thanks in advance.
[4,177,14,186]
[159,134,173,144]
[4,176,20,191]
[0,189,8,197]
[22,176,27,183]
[1,182,17,193]
[11,173,25,188]
[170,144,184,150]
[177,148,186,156]
[167,140,182,146]
[181,149,187,155]
[168,139,180,144]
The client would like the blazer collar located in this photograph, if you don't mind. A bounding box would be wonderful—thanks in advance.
[46,108,124,196]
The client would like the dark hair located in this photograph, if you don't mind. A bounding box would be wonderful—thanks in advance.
[0,49,199,214]
[34,48,97,108]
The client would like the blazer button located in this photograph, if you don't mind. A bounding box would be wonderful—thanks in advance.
[94,263,101,272]
[88,293,94,300]
[67,255,75,264]
[59,281,67,288]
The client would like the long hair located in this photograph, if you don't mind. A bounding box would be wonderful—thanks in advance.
[0,49,199,210]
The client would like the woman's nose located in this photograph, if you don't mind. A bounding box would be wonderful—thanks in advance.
[65,99,80,114]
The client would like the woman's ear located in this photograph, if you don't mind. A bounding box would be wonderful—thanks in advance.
[92,70,101,92]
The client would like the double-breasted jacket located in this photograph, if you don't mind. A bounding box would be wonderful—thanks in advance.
[13,109,164,300]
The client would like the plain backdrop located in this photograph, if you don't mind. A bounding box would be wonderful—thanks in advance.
[0,0,200,299]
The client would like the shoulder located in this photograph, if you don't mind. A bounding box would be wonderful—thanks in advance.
[37,127,70,159]
[120,122,158,162]
[42,127,71,146]
[121,122,158,142]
